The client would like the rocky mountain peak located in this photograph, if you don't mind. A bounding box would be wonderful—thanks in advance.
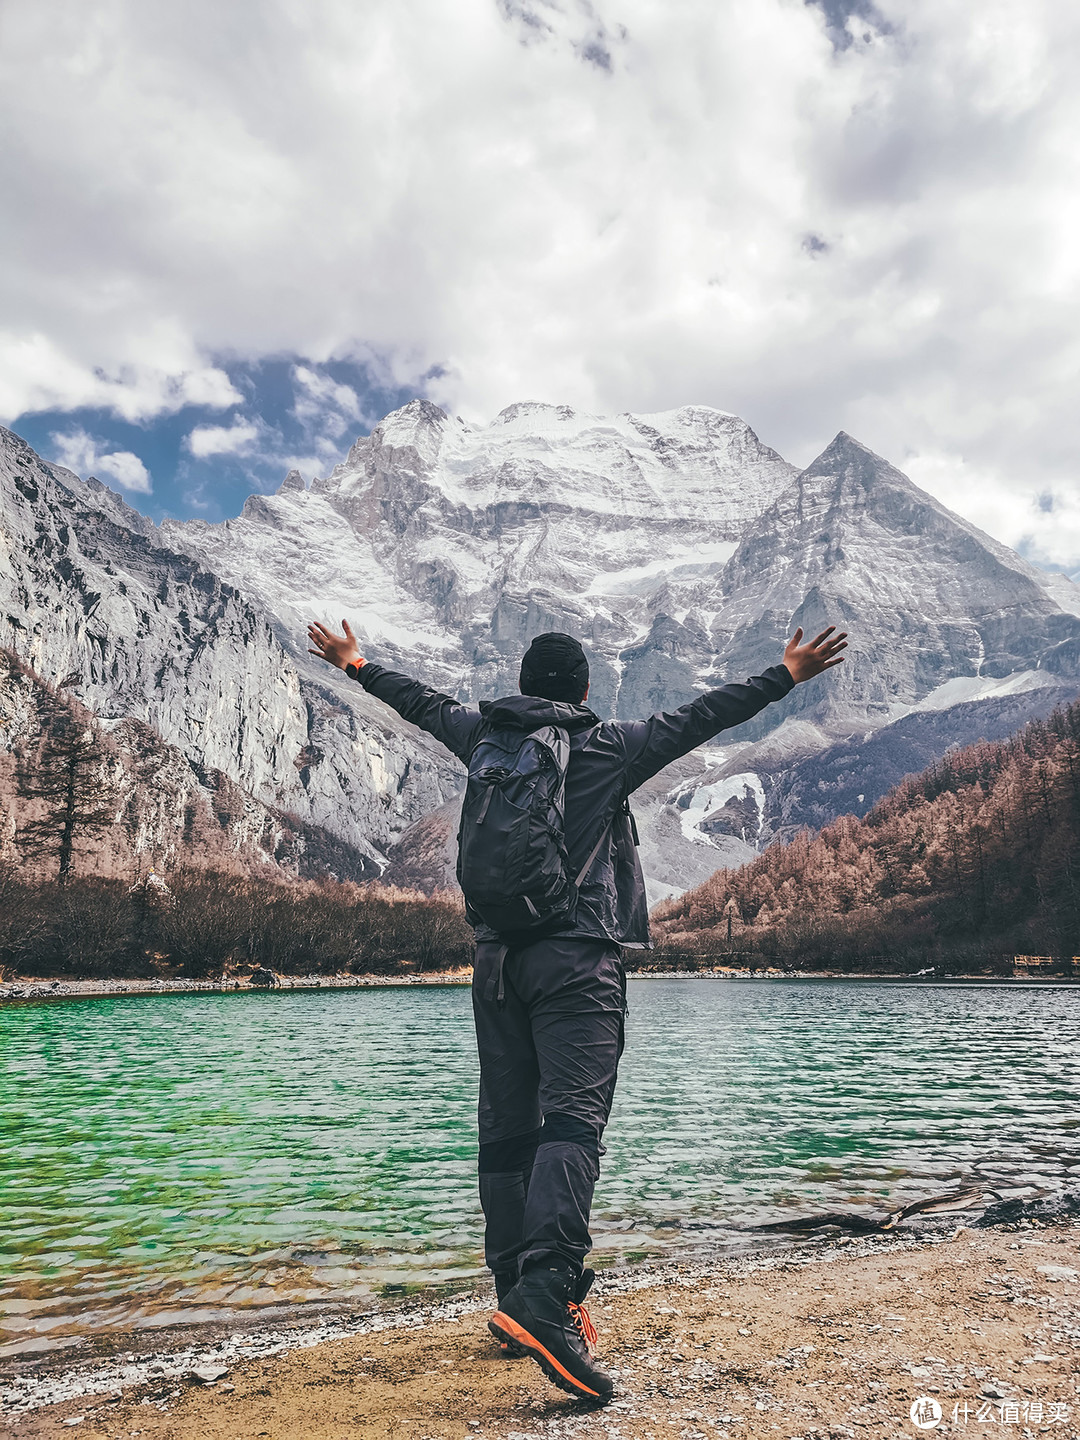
[782,430,917,514]
[161,402,802,713]
[705,431,1080,740]
[359,401,792,527]
[790,431,1067,598]
[368,398,455,472]
[807,429,874,466]
[491,400,577,427]
[728,430,1041,583]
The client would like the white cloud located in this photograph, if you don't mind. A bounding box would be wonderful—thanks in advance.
[51,427,152,494]
[185,417,260,458]
[3,1,1080,556]
[0,330,241,423]
[904,450,1080,575]
[293,366,360,419]
[95,449,153,493]
[291,364,365,441]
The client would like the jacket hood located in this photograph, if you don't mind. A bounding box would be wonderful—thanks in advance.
[479,695,600,733]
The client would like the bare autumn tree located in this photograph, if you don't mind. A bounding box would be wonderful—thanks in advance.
[16,704,118,882]
[400,890,473,973]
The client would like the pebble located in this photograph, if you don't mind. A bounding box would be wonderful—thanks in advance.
[190,1366,229,1384]
[1037,1263,1078,1282]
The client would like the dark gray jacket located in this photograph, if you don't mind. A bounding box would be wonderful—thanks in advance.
[354,662,795,947]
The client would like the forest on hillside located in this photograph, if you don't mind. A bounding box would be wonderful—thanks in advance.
[0,870,473,980]
[0,648,472,979]
[653,695,1080,972]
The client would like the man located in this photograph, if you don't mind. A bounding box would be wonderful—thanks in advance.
[307,619,846,1404]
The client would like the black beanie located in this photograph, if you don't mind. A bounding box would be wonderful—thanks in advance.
[519,632,590,703]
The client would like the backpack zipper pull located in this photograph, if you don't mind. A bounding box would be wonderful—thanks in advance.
[476,785,494,824]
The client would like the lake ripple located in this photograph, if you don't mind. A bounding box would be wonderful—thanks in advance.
[1,978,1078,1353]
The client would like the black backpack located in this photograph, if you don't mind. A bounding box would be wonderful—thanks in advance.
[456,722,616,937]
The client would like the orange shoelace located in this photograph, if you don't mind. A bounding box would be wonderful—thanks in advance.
[568,1301,598,1353]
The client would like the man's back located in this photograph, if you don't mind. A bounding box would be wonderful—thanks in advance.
[347,660,795,946]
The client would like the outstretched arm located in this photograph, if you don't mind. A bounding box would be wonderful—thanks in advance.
[306,619,484,763]
[619,625,847,792]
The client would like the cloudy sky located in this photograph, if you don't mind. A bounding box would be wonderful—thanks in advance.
[2,0,1079,569]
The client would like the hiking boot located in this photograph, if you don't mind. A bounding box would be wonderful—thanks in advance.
[492,1271,524,1357]
[488,1262,613,1405]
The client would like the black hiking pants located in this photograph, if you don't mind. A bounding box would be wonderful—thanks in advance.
[472,936,627,1284]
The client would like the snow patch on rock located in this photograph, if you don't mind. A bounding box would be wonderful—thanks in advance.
[677,773,766,847]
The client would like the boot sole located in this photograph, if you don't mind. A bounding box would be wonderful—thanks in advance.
[488,1311,612,1405]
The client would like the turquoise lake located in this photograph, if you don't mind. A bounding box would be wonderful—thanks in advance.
[2,978,1079,1356]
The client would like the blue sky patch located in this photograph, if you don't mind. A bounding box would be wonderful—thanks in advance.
[11,356,422,525]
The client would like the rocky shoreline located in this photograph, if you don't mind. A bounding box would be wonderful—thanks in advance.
[0,971,474,1002]
[4,969,1070,1005]
[4,1212,1078,1436]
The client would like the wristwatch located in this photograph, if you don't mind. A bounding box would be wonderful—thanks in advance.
[345,661,364,681]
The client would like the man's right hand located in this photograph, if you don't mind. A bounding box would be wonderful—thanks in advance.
[307,619,365,672]
[782,626,847,684]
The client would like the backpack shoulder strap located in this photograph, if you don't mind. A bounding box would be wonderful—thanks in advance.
[573,794,638,888]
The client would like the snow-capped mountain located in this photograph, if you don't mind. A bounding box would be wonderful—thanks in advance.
[705,431,1080,729]
[6,401,1080,905]
[614,431,1080,891]
[162,401,799,716]
[161,401,1080,895]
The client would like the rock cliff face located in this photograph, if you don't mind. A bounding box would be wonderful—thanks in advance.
[0,433,306,798]
[0,427,461,871]
[0,649,377,883]
[6,403,1080,902]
